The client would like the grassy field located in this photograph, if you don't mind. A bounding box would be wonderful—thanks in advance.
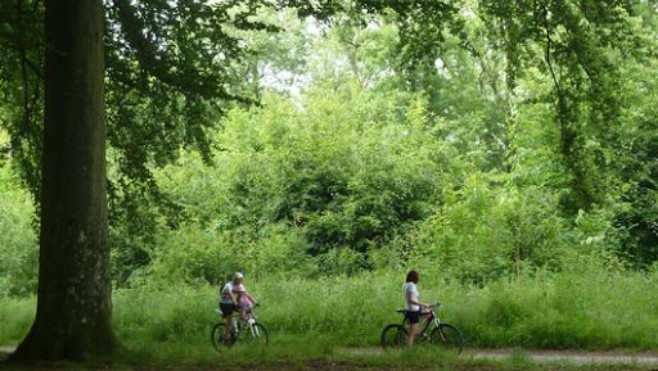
[3,268,658,354]
[114,268,658,351]
[2,269,658,371]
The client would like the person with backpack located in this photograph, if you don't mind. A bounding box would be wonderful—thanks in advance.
[219,272,258,337]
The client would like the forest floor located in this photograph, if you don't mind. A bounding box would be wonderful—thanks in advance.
[2,345,658,370]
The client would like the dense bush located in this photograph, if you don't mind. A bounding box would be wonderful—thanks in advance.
[152,92,464,279]
[408,177,608,284]
[148,90,628,285]
[0,164,38,297]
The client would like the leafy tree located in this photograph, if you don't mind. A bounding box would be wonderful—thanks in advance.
[478,0,645,212]
[0,0,656,360]
[0,0,344,362]
[9,0,116,360]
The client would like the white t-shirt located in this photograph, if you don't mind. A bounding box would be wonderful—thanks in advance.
[220,281,246,304]
[403,282,419,311]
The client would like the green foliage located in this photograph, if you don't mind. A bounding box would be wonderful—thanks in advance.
[0,160,37,297]
[0,296,34,344]
[148,223,312,285]
[477,0,648,213]
[410,178,573,284]
[606,61,658,268]
[125,1,657,282]
[153,90,461,279]
[1,0,658,358]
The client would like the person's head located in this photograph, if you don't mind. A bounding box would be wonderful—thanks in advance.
[406,269,419,284]
[233,272,244,284]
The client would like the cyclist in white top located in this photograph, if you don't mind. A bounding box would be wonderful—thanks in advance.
[402,269,429,347]
[219,272,256,337]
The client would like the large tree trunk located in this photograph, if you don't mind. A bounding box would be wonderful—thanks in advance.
[10,0,117,361]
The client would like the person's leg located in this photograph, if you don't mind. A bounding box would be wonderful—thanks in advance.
[220,303,234,337]
[407,323,418,347]
[224,316,232,336]
[238,305,247,321]
[406,311,420,347]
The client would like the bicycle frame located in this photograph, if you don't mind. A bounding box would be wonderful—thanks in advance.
[226,308,261,339]
[401,304,442,339]
[212,304,269,351]
[382,302,462,352]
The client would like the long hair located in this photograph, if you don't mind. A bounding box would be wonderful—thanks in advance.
[406,269,419,284]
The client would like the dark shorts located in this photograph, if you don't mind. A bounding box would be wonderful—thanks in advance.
[405,310,421,324]
[219,302,236,318]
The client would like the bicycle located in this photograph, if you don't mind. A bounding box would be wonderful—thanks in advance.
[380,303,463,353]
[211,304,269,351]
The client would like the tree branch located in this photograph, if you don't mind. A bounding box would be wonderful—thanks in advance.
[111,0,252,104]
[17,0,32,138]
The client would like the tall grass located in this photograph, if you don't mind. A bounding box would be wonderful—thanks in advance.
[113,267,658,351]
[451,269,658,349]
[2,267,658,352]
[0,296,34,344]
[255,268,658,350]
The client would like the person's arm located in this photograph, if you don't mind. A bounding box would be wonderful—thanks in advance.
[405,289,418,306]
[244,292,257,304]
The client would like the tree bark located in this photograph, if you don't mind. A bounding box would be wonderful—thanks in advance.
[10,0,117,361]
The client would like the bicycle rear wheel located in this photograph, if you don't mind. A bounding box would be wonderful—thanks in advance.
[211,323,235,351]
[430,323,463,354]
[381,324,407,349]
[244,322,269,348]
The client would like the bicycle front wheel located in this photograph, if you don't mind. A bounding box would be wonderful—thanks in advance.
[381,324,407,349]
[244,322,269,348]
[430,323,463,354]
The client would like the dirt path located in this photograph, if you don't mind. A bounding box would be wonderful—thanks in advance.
[471,349,658,365]
[337,347,658,366]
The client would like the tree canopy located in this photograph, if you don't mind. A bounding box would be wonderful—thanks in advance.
[0,0,657,362]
